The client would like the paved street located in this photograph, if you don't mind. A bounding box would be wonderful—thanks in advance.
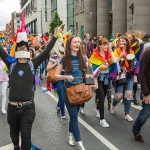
[0,79,150,150]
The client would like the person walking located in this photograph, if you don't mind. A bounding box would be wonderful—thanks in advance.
[55,36,87,150]
[0,27,60,150]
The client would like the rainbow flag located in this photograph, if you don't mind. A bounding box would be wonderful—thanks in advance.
[131,42,144,61]
[89,49,118,80]
[31,143,41,150]
[63,29,73,46]
[109,33,115,42]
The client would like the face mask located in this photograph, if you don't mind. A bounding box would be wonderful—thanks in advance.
[15,51,30,58]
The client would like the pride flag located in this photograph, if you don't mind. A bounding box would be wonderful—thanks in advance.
[31,143,41,150]
[131,42,144,61]
[63,29,73,46]
[89,49,118,80]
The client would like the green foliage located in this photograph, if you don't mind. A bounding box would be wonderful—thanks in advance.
[49,12,64,35]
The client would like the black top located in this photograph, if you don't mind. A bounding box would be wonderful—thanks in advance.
[0,36,57,102]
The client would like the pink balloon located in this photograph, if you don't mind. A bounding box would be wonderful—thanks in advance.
[26,28,30,34]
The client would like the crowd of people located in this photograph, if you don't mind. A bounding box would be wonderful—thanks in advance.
[0,27,150,150]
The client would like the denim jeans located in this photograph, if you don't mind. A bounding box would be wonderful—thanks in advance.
[63,83,81,142]
[40,58,49,77]
[113,75,134,113]
[53,80,65,116]
[133,103,150,132]
[7,101,35,150]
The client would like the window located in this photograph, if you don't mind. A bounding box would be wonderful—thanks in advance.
[81,0,84,12]
[67,0,74,30]
[75,0,79,14]
[17,20,20,23]
[51,0,57,19]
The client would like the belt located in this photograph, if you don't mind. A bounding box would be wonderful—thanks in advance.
[9,100,33,108]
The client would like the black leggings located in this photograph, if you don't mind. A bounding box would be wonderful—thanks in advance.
[96,81,109,120]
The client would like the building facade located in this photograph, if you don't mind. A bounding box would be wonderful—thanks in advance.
[74,0,150,39]
[51,0,74,33]
[20,0,51,35]
[5,12,21,39]
[19,0,73,35]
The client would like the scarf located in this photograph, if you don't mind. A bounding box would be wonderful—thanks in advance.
[114,47,134,73]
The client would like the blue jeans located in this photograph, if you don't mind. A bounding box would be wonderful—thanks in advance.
[133,103,150,132]
[113,75,134,113]
[53,80,65,117]
[40,58,49,76]
[63,83,81,142]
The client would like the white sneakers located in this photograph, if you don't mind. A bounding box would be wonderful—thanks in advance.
[1,109,7,115]
[125,114,133,122]
[100,119,109,128]
[68,132,75,146]
[110,106,133,122]
[80,108,85,115]
[94,108,100,118]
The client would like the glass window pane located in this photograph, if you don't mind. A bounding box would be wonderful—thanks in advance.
[67,5,73,17]
[67,0,73,5]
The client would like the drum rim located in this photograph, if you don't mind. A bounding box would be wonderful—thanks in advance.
[126,54,135,60]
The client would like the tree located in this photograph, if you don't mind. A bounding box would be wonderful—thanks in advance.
[49,12,64,35]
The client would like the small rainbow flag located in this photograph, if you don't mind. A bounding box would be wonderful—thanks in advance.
[63,29,73,46]
[31,143,41,150]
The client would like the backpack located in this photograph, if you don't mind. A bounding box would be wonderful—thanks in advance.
[9,60,36,91]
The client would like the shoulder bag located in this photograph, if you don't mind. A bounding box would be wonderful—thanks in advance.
[46,67,58,83]
[64,82,92,105]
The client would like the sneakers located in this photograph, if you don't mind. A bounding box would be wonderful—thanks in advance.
[132,129,144,143]
[61,116,68,124]
[76,141,86,150]
[68,132,75,146]
[56,107,61,116]
[100,119,109,128]
[94,108,100,118]
[1,109,7,115]
[110,105,115,114]
[80,108,85,115]
[124,114,133,122]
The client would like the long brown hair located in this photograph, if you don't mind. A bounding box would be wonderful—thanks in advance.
[80,42,86,56]
[62,36,86,74]
[118,36,130,54]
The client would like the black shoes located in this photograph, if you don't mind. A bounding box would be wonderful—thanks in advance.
[132,129,144,143]
[133,96,139,105]
[39,76,43,80]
